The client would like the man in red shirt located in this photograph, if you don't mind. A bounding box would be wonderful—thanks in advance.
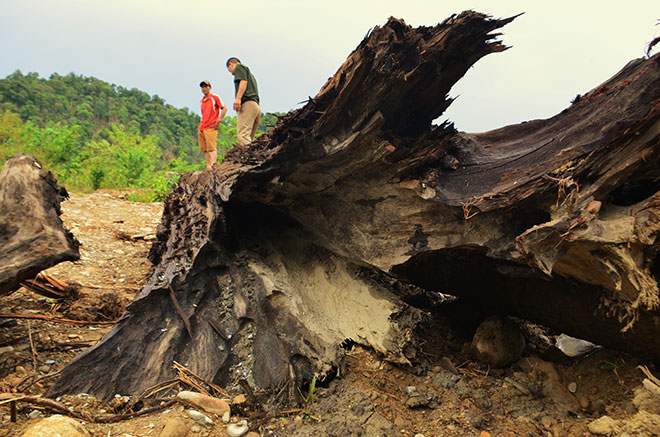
[198,80,227,170]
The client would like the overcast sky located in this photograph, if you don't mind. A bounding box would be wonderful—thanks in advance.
[1,1,658,132]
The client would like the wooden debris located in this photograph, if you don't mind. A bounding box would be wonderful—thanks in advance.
[0,154,79,297]
[0,393,176,424]
[173,361,226,397]
[20,273,75,299]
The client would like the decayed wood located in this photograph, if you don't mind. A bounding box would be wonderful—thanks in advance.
[0,153,79,296]
[50,11,660,404]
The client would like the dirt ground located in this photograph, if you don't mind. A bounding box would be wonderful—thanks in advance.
[1,191,660,436]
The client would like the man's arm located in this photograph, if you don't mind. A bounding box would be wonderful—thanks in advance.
[213,95,227,129]
[214,106,228,129]
[233,80,247,111]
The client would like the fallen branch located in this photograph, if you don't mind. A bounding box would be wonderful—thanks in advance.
[638,365,660,387]
[0,313,116,325]
[42,341,95,351]
[0,393,176,424]
[18,370,63,392]
[207,318,231,341]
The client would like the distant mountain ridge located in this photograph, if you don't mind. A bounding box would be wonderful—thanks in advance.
[0,70,200,161]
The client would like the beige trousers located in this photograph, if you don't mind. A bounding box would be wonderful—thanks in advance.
[236,100,261,146]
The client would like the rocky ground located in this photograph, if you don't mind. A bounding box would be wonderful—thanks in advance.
[1,191,660,436]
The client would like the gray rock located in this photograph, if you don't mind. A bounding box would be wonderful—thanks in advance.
[405,386,438,408]
[28,410,42,419]
[556,334,600,357]
[432,372,460,390]
[185,409,213,427]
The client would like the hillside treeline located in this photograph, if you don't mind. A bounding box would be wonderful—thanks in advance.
[0,71,280,200]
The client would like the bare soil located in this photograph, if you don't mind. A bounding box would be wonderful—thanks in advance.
[1,191,659,436]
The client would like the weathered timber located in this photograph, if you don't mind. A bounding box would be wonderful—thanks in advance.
[0,153,79,296]
[50,12,660,402]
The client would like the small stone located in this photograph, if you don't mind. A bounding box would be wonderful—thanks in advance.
[592,399,607,415]
[227,420,249,437]
[222,411,230,423]
[15,366,26,374]
[159,417,188,437]
[232,394,247,405]
[45,360,55,365]
[0,346,14,355]
[578,394,590,410]
[438,357,459,374]
[567,382,577,393]
[293,415,303,427]
[39,365,51,373]
[185,409,213,427]
[190,425,201,433]
[588,415,619,435]
[28,410,43,419]
[178,391,230,416]
[245,433,260,437]
[540,416,553,429]
[22,414,90,437]
[414,434,426,437]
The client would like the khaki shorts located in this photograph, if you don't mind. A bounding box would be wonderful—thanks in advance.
[198,128,218,152]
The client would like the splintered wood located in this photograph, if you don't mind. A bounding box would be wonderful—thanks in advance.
[20,273,74,299]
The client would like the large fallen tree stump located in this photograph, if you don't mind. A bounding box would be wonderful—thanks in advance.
[50,12,660,401]
[0,153,79,296]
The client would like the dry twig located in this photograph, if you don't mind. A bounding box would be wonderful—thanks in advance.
[173,361,226,397]
[168,286,192,339]
[27,321,38,370]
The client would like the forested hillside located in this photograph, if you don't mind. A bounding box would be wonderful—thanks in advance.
[0,71,280,200]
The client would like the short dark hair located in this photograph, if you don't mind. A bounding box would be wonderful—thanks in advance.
[226,57,241,67]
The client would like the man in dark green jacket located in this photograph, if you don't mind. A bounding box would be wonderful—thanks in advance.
[226,57,260,146]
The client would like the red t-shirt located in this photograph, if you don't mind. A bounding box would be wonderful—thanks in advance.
[199,94,225,130]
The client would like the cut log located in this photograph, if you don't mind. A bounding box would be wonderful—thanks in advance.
[0,153,80,296]
[50,11,660,402]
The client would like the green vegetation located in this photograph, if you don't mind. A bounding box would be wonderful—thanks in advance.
[0,71,282,201]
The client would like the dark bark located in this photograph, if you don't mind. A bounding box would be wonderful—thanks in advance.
[50,11,660,402]
[0,153,80,296]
